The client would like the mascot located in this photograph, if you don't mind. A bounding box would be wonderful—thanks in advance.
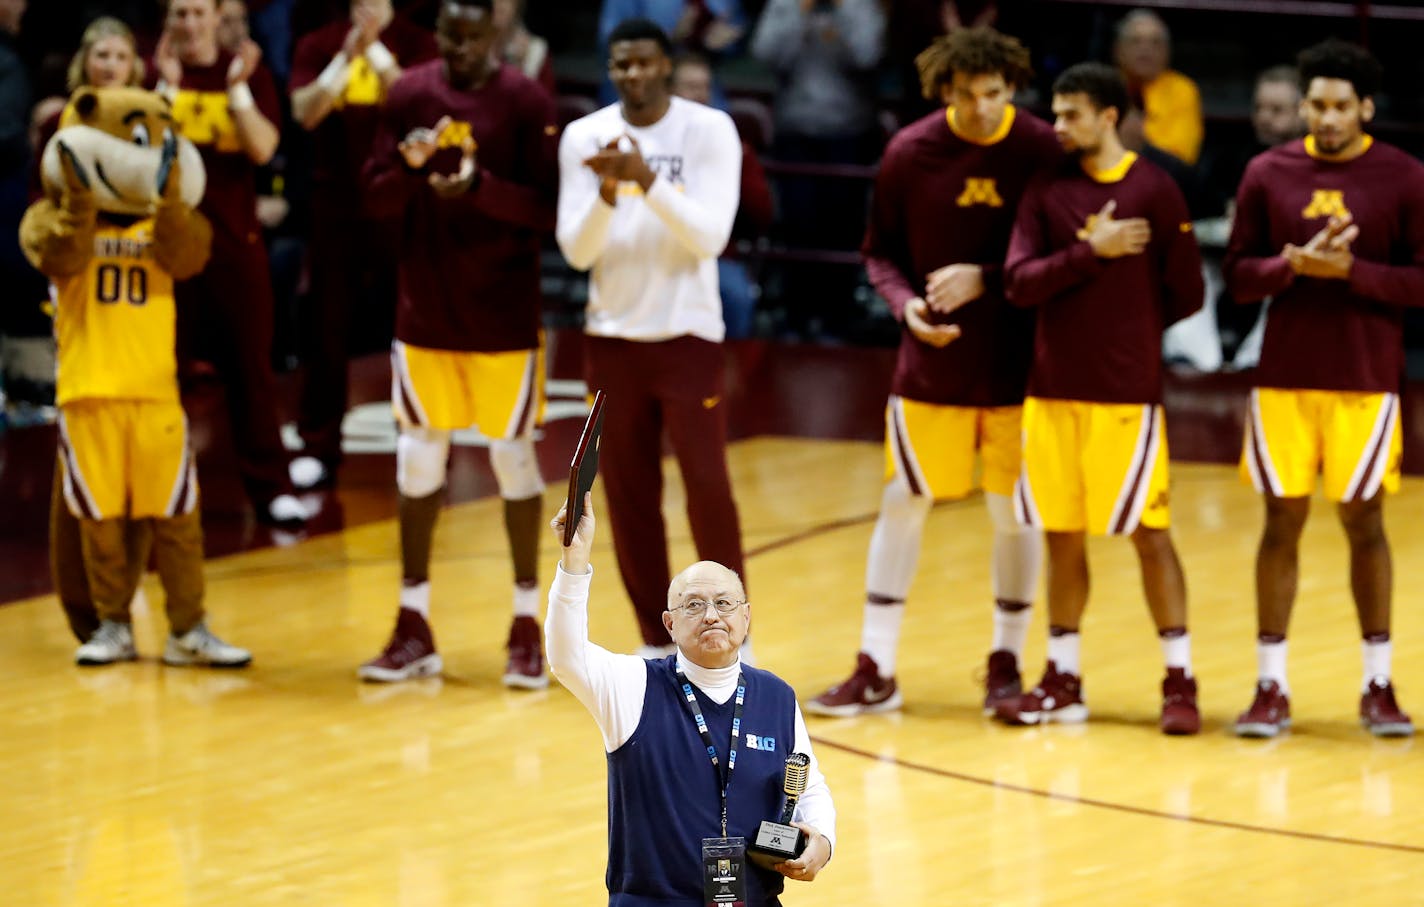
[21,86,250,667]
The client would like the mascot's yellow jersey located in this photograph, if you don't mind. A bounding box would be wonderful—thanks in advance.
[55,217,177,405]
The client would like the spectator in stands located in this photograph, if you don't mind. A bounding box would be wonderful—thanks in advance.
[1206,65,1303,217]
[751,0,886,339]
[157,0,310,525]
[1208,66,1304,369]
[288,0,435,489]
[492,0,553,97]
[219,0,252,51]
[1114,8,1202,167]
[672,51,773,338]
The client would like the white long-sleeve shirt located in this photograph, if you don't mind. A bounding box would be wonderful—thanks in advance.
[546,564,837,851]
[555,97,741,343]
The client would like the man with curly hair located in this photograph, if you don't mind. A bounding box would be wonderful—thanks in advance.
[806,28,1060,718]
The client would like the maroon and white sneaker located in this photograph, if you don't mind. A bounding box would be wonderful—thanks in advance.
[982,649,1022,716]
[1234,680,1290,737]
[503,615,549,690]
[995,663,1086,726]
[1159,667,1201,735]
[804,652,903,717]
[358,608,442,682]
[1360,680,1414,737]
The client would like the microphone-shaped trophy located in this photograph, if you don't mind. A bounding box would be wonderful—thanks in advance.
[748,753,810,868]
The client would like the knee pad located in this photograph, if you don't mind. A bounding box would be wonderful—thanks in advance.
[489,437,544,500]
[397,428,451,498]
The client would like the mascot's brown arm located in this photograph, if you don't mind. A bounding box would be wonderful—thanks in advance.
[19,142,96,278]
[151,133,212,281]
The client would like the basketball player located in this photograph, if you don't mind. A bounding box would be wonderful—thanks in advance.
[997,62,1204,735]
[806,28,1059,718]
[156,0,308,525]
[556,18,745,657]
[357,0,558,687]
[1225,38,1419,738]
[288,0,436,488]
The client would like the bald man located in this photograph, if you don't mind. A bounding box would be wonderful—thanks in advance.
[546,495,835,906]
[1114,8,1202,166]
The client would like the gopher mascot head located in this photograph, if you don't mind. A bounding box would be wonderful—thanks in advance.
[22,85,212,283]
[41,85,206,214]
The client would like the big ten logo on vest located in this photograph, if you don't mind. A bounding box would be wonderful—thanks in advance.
[956,177,1003,208]
[341,55,384,107]
[1301,189,1351,221]
[744,734,776,751]
[171,90,240,153]
[436,119,474,149]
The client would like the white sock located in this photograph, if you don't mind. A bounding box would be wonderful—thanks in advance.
[1160,631,1192,674]
[991,605,1032,658]
[861,602,906,678]
[1362,637,1392,692]
[400,581,431,618]
[1047,631,1080,676]
[513,582,539,618]
[1257,638,1288,695]
[986,492,1042,605]
[864,479,932,601]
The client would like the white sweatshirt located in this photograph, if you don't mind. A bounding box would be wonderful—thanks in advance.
[546,564,836,851]
[556,97,742,343]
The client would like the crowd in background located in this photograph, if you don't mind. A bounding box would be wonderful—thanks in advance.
[1,0,1420,429]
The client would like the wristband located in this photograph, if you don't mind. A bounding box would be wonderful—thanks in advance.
[228,80,255,111]
[155,80,177,102]
[365,41,398,77]
[317,52,351,94]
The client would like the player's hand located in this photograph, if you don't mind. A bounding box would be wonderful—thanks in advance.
[1284,242,1353,279]
[227,38,263,87]
[429,134,478,197]
[551,492,596,575]
[399,115,448,169]
[924,263,985,313]
[156,130,181,201]
[773,824,831,883]
[905,297,961,348]
[1302,211,1357,252]
[154,29,183,87]
[1086,199,1151,258]
[703,18,744,51]
[582,135,655,190]
[342,1,382,57]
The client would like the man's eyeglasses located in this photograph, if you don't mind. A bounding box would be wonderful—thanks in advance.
[669,598,745,619]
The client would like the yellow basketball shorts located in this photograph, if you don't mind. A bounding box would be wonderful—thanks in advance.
[391,340,545,437]
[1241,387,1400,502]
[58,399,197,520]
[1014,397,1170,535]
[884,397,1022,499]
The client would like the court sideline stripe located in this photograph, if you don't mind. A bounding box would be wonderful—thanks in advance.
[808,736,1424,855]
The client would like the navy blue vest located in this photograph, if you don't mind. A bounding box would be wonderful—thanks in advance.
[606,656,799,906]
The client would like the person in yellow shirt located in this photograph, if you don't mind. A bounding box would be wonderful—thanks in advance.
[21,85,249,667]
[1114,8,1201,166]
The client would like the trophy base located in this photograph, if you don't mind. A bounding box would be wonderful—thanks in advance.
[747,821,805,869]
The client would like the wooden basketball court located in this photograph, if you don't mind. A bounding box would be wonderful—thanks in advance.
[2,435,1421,905]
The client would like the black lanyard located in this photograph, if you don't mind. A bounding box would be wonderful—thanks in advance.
[675,670,746,837]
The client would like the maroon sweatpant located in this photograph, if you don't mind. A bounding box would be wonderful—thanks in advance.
[583,334,746,645]
[176,236,292,507]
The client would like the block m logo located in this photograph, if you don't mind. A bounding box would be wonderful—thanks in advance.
[956,178,1004,208]
[1302,189,1350,221]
